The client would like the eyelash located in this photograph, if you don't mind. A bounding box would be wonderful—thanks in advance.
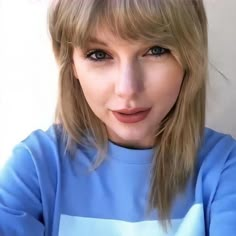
[85,46,170,62]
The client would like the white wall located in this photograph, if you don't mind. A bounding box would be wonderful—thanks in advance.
[0,0,58,167]
[0,0,236,167]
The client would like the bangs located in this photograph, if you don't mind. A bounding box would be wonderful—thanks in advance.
[60,0,177,50]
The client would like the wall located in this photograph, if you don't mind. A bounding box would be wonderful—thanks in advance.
[204,0,236,136]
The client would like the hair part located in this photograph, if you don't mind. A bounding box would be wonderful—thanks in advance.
[48,0,208,230]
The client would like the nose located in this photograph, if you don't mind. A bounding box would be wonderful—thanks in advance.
[115,61,143,99]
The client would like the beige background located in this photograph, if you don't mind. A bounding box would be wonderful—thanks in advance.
[0,0,236,166]
[205,0,236,136]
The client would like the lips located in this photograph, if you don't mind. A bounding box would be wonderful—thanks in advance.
[112,108,151,123]
[115,108,150,115]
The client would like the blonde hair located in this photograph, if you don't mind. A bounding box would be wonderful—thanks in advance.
[48,0,208,228]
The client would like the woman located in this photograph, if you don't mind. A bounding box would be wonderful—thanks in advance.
[0,0,236,235]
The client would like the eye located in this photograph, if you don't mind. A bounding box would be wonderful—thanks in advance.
[146,46,170,57]
[86,49,111,61]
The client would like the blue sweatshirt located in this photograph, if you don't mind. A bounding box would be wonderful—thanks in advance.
[0,125,236,235]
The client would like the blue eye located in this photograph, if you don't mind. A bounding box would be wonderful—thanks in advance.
[86,50,110,61]
[147,46,170,57]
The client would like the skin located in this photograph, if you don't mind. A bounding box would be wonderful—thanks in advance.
[72,28,184,149]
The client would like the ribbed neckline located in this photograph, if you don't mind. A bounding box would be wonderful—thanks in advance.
[107,140,154,164]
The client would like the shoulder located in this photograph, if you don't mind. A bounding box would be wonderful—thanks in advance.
[198,127,236,169]
[196,127,236,202]
[15,124,63,170]
[1,125,64,190]
[0,124,66,208]
[0,125,65,234]
[197,128,236,234]
[4,125,97,180]
[21,124,63,155]
[196,127,236,196]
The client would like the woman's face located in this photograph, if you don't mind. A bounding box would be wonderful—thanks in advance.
[72,29,184,148]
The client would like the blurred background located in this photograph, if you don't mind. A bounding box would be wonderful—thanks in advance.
[0,0,236,168]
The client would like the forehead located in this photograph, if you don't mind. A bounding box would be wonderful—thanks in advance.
[83,26,163,51]
[86,27,141,45]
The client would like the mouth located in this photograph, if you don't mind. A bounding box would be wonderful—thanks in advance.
[114,107,150,114]
[112,108,151,123]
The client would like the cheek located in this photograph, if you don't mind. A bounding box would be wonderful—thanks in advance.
[74,67,111,112]
[147,62,184,104]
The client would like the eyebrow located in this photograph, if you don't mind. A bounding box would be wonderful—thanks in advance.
[87,37,108,46]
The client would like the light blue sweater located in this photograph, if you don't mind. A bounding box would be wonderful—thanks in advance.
[0,125,236,235]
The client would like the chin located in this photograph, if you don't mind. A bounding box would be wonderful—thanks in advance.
[108,127,153,147]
